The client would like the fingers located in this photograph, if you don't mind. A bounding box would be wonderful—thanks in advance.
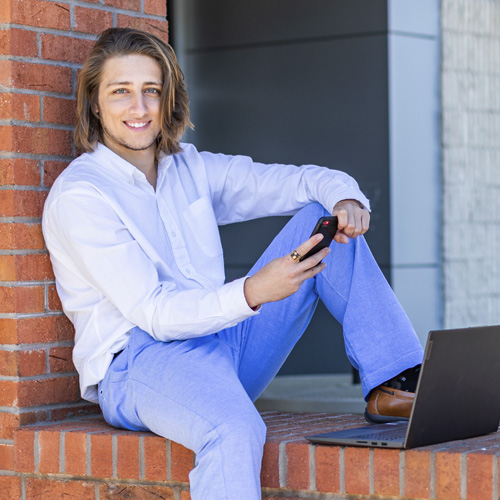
[245,245,328,307]
[303,260,327,279]
[246,233,331,307]
[287,233,324,264]
[287,238,330,289]
[361,210,370,233]
[333,199,370,243]
[334,232,350,244]
[336,205,363,236]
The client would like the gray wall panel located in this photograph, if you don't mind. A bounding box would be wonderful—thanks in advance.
[174,0,396,375]
[186,36,391,267]
[184,0,388,49]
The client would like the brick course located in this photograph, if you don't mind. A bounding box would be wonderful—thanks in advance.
[0,159,41,187]
[0,28,38,57]
[2,412,500,500]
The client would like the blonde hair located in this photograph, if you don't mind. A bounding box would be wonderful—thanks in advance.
[74,27,192,156]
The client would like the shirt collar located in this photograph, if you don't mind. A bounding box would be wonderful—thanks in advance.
[90,143,173,185]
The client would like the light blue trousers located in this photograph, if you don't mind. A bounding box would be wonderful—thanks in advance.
[98,203,424,500]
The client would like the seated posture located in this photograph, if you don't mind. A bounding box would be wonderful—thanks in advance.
[42,28,423,500]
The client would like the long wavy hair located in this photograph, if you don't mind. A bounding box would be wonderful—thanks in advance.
[74,27,192,156]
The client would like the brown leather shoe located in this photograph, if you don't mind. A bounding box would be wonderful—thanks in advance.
[364,386,415,424]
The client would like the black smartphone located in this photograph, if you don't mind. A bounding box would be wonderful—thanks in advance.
[299,216,338,261]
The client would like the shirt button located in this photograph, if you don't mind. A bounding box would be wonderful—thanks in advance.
[171,231,176,238]
[185,268,191,274]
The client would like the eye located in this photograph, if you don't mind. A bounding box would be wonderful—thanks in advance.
[113,88,128,94]
[145,88,161,95]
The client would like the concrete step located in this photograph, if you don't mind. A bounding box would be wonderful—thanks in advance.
[255,374,365,414]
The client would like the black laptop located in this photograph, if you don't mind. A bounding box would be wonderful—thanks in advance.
[306,325,500,449]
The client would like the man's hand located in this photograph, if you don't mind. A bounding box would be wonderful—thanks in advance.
[332,199,370,244]
[244,233,329,309]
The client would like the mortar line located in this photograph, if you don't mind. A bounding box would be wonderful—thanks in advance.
[396,450,404,497]
[369,448,374,494]
[278,441,287,488]
[86,434,91,476]
[166,440,171,481]
[21,475,26,500]
[112,435,117,478]
[33,431,39,474]
[60,431,66,474]
[309,443,316,491]
[339,447,345,494]
[139,436,145,480]
[430,451,436,499]
[460,452,467,500]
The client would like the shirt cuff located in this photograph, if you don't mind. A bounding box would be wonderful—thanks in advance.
[218,276,260,321]
[326,189,371,213]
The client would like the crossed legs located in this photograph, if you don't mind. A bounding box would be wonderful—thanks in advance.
[98,203,423,500]
[220,203,423,401]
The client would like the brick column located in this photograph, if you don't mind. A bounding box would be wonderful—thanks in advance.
[0,0,168,473]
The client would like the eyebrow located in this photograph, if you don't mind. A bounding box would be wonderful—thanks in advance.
[106,81,163,87]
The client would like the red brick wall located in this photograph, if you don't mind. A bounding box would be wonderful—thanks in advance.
[0,0,168,471]
[6,412,500,500]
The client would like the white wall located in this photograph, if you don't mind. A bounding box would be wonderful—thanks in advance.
[441,0,500,328]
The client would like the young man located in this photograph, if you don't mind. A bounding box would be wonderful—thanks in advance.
[42,28,423,500]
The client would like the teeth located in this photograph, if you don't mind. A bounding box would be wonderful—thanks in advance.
[127,122,148,128]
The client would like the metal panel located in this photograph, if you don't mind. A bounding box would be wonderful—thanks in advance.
[176,0,391,375]
[184,0,388,50]
[186,35,390,259]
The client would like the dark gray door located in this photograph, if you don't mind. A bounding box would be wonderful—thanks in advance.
[169,0,391,375]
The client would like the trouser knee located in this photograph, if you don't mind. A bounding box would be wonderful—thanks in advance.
[294,202,328,223]
[222,409,266,448]
[201,408,267,457]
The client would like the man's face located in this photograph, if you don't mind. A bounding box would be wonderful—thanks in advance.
[96,54,163,163]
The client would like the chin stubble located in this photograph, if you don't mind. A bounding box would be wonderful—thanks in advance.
[102,124,159,152]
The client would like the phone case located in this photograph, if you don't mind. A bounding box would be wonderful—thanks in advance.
[299,216,338,261]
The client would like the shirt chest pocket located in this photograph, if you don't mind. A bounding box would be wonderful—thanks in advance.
[183,197,223,259]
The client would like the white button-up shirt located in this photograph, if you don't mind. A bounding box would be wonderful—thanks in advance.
[42,143,370,402]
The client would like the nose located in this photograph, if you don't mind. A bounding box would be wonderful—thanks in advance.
[130,93,147,116]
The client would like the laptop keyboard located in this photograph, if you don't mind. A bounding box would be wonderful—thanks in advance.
[353,427,407,441]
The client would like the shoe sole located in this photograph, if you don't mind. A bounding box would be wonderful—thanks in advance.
[364,408,410,425]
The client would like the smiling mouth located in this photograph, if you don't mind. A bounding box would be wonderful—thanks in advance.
[125,121,150,128]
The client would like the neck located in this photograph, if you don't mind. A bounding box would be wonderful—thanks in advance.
[104,142,158,189]
[134,154,158,189]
